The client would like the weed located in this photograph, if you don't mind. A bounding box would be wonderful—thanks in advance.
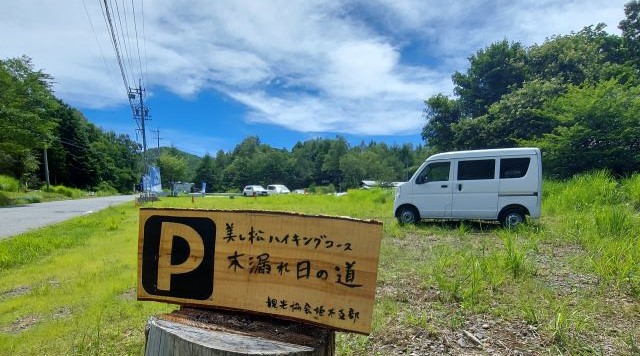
[465,258,482,306]
[522,301,540,325]
[593,205,634,238]
[432,248,465,303]
[404,310,429,328]
[106,218,120,231]
[336,333,369,356]
[499,231,531,278]
[449,309,465,329]
[547,305,588,350]
[456,221,470,237]
[624,333,640,354]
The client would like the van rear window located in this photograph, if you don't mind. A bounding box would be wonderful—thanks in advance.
[457,159,495,180]
[500,158,530,178]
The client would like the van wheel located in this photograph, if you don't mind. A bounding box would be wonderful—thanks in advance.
[397,207,419,225]
[500,209,525,229]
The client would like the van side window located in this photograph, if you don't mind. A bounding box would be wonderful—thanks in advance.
[416,162,450,184]
[457,159,495,180]
[500,157,530,178]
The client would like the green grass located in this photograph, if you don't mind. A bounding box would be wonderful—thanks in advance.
[0,176,639,355]
[0,205,172,354]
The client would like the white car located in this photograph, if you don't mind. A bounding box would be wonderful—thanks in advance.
[267,184,290,195]
[242,185,268,196]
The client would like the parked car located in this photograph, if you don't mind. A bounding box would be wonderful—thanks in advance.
[243,185,268,196]
[393,147,542,228]
[267,184,290,195]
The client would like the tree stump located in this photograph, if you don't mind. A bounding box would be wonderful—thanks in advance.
[144,308,335,356]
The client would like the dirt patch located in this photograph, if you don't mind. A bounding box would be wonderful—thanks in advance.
[366,312,546,355]
[535,243,599,297]
[0,286,31,299]
[52,306,72,319]
[119,288,136,301]
[2,315,41,334]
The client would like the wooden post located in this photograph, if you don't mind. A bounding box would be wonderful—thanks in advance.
[144,308,335,356]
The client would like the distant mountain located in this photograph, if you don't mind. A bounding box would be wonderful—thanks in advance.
[147,146,201,181]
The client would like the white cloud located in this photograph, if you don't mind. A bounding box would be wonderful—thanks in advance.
[0,0,630,139]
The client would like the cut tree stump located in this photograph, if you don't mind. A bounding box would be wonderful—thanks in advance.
[144,308,335,356]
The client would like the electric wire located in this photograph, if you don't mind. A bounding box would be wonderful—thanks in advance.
[110,0,136,88]
[131,0,145,88]
[81,0,119,92]
[99,0,130,101]
[141,0,149,96]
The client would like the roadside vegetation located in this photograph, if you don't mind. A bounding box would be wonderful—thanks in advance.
[0,172,638,355]
[0,175,118,207]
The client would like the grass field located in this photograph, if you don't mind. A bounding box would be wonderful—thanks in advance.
[0,172,638,355]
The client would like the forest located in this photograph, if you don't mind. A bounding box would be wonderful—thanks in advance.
[2,2,640,193]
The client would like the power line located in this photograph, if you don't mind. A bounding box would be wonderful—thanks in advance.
[96,0,151,174]
[110,0,136,87]
[130,0,145,87]
[99,0,130,96]
[141,0,149,90]
[81,0,119,91]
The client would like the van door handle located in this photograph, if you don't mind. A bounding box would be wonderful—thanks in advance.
[441,184,448,188]
[458,184,462,191]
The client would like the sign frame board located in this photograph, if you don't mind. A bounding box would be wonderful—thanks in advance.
[137,208,383,334]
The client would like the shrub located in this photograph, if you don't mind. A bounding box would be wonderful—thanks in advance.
[312,184,336,195]
[0,175,19,192]
[20,193,42,204]
[95,182,118,197]
[50,185,84,198]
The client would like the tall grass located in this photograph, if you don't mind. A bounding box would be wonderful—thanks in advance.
[543,171,640,296]
[622,174,640,210]
[543,170,622,215]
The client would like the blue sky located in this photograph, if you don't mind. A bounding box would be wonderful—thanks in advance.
[0,0,629,156]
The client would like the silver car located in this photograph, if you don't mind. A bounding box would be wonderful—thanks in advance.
[243,185,268,196]
[267,184,290,195]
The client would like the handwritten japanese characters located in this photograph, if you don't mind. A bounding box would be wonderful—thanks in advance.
[137,208,382,334]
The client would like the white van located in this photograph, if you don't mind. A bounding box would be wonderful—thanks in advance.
[393,148,542,227]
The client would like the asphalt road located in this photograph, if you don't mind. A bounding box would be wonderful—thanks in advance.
[0,195,135,240]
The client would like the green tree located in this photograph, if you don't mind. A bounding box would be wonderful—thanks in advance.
[450,80,564,149]
[157,152,187,189]
[421,94,461,151]
[527,80,640,177]
[452,40,528,117]
[529,24,627,85]
[0,56,58,183]
[620,0,640,65]
[320,136,348,187]
[194,153,216,192]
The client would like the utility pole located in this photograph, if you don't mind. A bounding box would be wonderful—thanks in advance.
[152,129,163,162]
[129,79,150,171]
[43,145,50,191]
[152,129,163,149]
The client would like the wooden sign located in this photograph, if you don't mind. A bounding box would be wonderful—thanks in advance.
[137,208,383,334]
